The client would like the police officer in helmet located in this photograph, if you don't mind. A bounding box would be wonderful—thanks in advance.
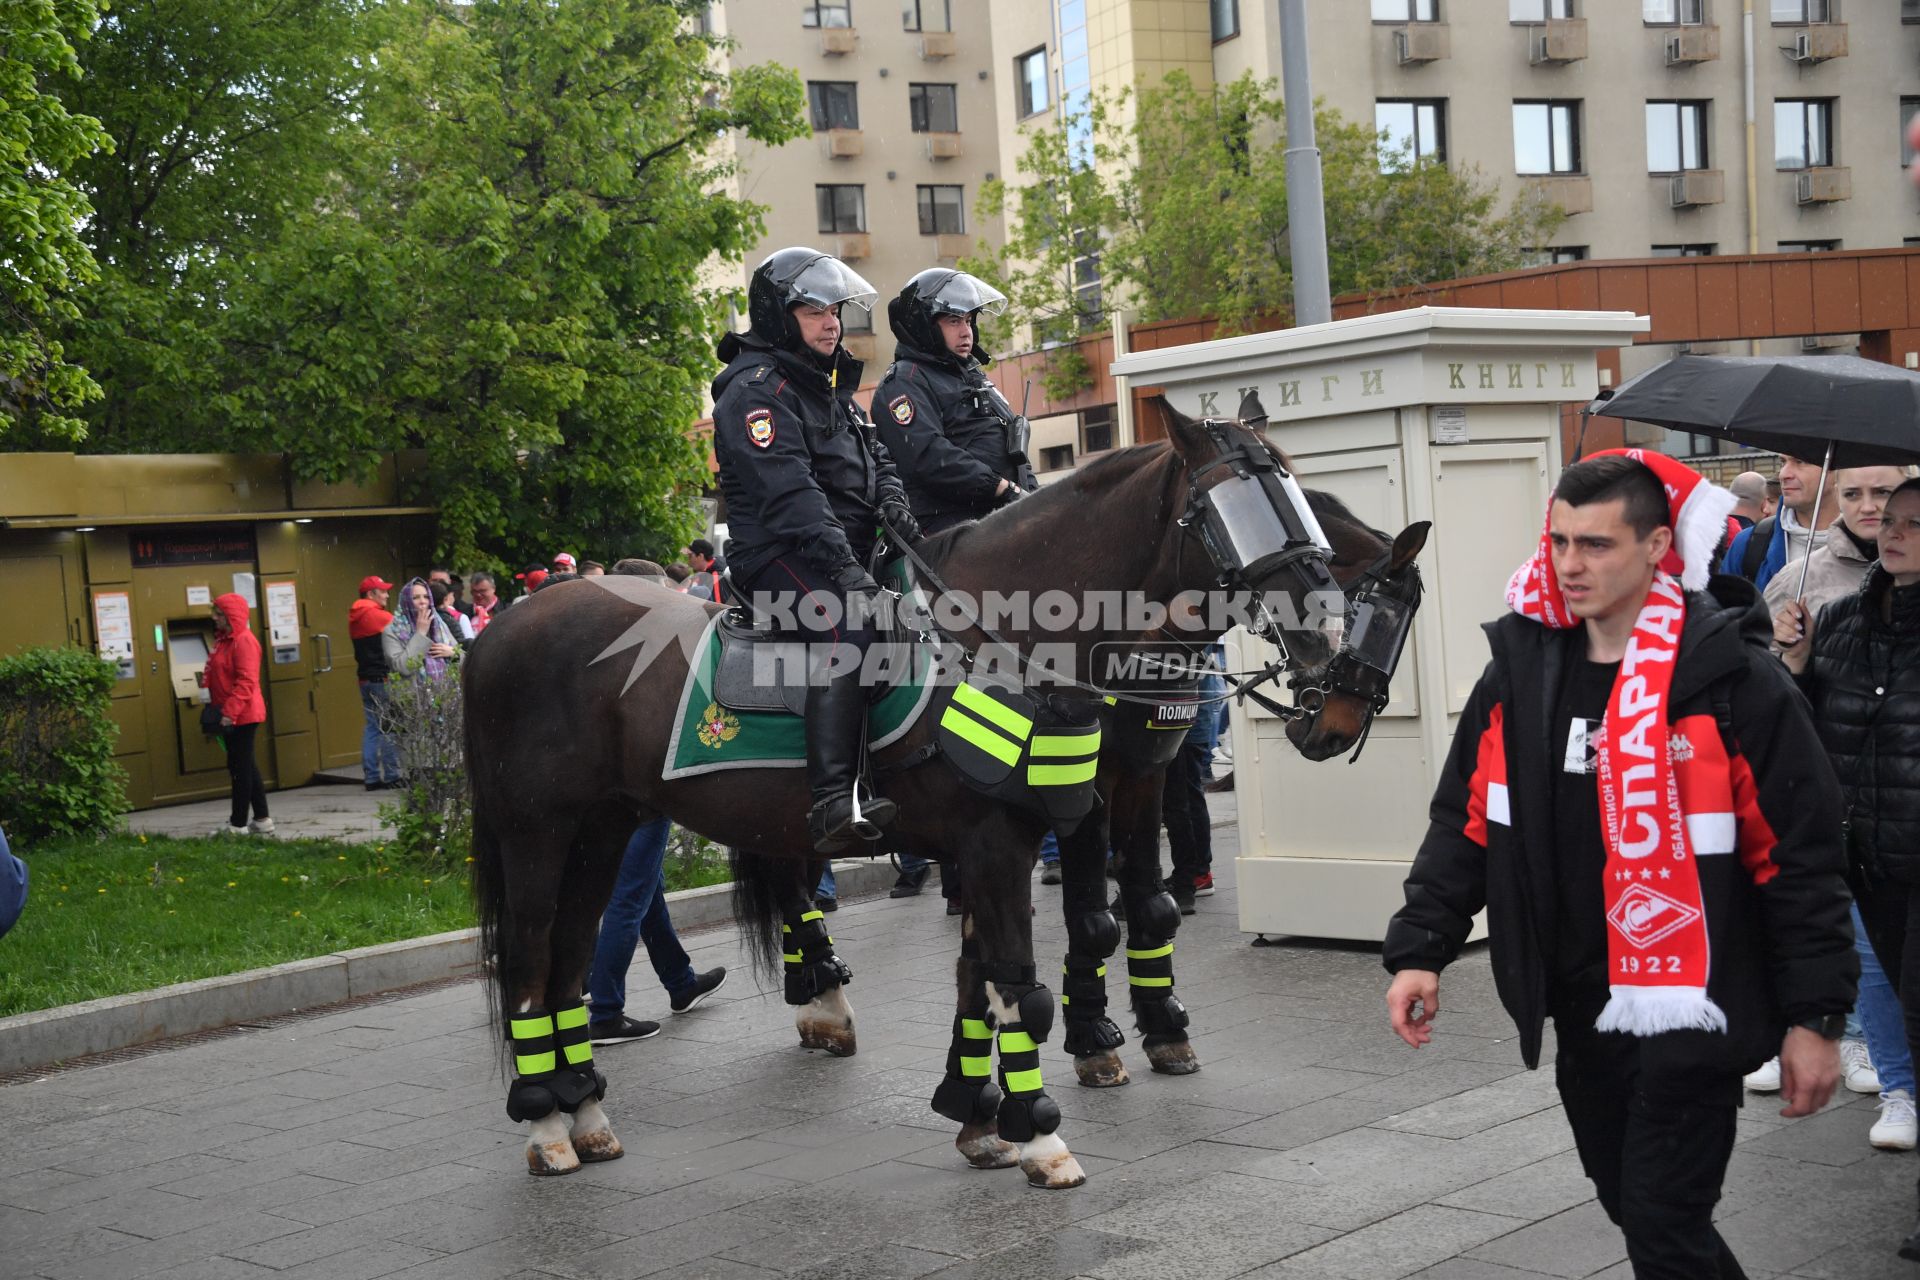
[872,269,1039,535]
[711,246,921,852]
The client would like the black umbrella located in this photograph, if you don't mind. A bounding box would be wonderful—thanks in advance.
[1591,354,1920,469]
[1590,354,1920,600]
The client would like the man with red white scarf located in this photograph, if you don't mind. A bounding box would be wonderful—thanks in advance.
[1383,451,1856,1279]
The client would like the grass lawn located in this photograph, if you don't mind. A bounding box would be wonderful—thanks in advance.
[0,829,735,1017]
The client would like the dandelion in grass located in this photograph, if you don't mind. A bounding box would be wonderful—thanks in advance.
[227,881,237,888]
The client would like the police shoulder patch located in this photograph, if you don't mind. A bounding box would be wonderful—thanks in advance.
[745,407,774,448]
[888,394,915,426]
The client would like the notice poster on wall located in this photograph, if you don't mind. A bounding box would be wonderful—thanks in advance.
[231,572,258,608]
[93,591,135,679]
[264,581,301,664]
[186,585,212,607]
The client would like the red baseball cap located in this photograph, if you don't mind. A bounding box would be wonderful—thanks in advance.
[552,552,577,569]
[359,575,394,592]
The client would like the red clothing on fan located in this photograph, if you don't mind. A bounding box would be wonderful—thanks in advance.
[204,593,267,726]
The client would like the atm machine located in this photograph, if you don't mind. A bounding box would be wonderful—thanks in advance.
[164,619,227,777]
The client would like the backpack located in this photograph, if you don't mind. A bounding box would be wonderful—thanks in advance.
[1738,514,1777,582]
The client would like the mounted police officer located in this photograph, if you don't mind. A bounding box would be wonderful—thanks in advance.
[871,269,1038,535]
[711,246,922,853]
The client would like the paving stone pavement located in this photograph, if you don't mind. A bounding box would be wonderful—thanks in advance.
[3,823,1915,1280]
[126,784,392,844]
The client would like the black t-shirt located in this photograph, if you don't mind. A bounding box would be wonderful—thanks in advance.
[1551,655,1620,1004]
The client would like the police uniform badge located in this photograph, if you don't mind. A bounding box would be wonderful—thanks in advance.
[745,408,774,448]
[888,395,915,426]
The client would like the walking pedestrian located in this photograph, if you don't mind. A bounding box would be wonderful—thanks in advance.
[1384,451,1855,1279]
[205,592,273,836]
[587,817,729,1044]
[1778,478,1920,1255]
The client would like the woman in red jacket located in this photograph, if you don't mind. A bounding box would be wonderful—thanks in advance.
[205,593,271,835]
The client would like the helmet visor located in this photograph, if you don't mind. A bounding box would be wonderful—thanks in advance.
[916,271,1007,319]
[784,256,880,315]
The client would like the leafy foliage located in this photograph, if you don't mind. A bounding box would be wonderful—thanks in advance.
[376,659,469,870]
[0,0,109,440]
[26,0,808,567]
[0,646,127,842]
[970,73,1564,337]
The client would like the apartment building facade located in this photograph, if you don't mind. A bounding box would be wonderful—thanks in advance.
[713,0,1003,364]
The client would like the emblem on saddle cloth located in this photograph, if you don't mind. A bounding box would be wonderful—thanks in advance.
[697,702,741,749]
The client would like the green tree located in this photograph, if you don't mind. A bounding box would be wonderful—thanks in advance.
[0,0,109,441]
[978,72,1563,338]
[32,0,806,567]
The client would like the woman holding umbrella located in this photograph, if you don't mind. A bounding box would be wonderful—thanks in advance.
[1778,477,1920,1261]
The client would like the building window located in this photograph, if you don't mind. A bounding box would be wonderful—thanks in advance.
[807,82,859,131]
[1905,98,1920,166]
[1211,0,1239,40]
[1372,0,1439,20]
[910,84,958,133]
[901,0,948,32]
[1643,0,1704,21]
[1906,0,1920,22]
[816,184,866,233]
[1646,101,1709,173]
[1775,99,1833,170]
[1376,100,1446,171]
[1770,0,1829,21]
[1651,244,1717,256]
[1073,245,1102,328]
[841,305,873,334]
[1514,101,1582,175]
[917,184,965,235]
[1526,245,1588,264]
[1511,0,1573,19]
[1080,405,1116,456]
[1778,239,1840,252]
[802,1,852,28]
[1040,444,1075,473]
[1015,47,1049,119]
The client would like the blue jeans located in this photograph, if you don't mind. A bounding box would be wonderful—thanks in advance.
[1035,834,1060,866]
[588,819,695,1020]
[1852,901,1915,1096]
[816,865,836,901]
[359,683,401,784]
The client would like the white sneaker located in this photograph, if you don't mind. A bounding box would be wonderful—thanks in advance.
[1873,1091,1917,1151]
[212,823,250,837]
[1743,1056,1782,1092]
[248,817,276,836]
[1841,1038,1882,1094]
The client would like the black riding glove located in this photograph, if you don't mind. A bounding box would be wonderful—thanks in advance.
[879,501,922,545]
[994,483,1026,509]
[831,562,882,597]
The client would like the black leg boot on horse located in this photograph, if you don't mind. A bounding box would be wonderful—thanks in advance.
[780,859,858,1055]
[1120,862,1198,1075]
[805,669,898,853]
[1058,822,1127,1087]
[930,933,1019,1169]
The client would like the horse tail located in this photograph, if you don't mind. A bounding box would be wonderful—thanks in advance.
[729,849,794,981]
[465,670,510,1069]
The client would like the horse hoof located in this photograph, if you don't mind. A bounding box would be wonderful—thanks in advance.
[1019,1135,1087,1189]
[956,1121,1020,1170]
[571,1129,624,1163]
[798,1026,857,1057]
[525,1140,581,1176]
[1074,1050,1131,1088]
[1145,1039,1201,1075]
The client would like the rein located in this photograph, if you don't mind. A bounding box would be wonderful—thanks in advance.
[878,519,1304,718]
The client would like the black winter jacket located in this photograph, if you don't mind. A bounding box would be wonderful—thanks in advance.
[1383,575,1855,1074]
[871,344,1036,533]
[1802,566,1920,885]
[710,333,908,582]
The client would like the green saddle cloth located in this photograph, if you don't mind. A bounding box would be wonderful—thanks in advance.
[661,564,937,779]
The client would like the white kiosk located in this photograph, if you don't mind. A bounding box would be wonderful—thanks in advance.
[1109,307,1649,942]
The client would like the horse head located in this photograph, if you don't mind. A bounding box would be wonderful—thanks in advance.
[1155,397,1431,763]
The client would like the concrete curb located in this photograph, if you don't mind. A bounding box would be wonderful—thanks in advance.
[0,857,900,1076]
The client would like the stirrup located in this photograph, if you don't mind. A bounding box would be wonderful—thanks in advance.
[808,789,898,852]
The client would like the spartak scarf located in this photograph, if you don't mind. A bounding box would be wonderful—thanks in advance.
[1504,449,1736,1036]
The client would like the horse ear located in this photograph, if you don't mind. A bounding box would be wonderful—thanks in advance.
[1152,395,1208,455]
[1389,520,1432,574]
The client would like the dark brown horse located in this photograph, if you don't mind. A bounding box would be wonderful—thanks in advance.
[1056,490,1428,1087]
[464,405,1428,1186]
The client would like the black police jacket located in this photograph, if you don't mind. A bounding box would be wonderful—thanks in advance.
[1382,575,1855,1075]
[1802,567,1920,886]
[871,343,1035,533]
[711,332,907,581]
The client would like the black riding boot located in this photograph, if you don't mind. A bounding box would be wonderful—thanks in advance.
[805,672,897,853]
